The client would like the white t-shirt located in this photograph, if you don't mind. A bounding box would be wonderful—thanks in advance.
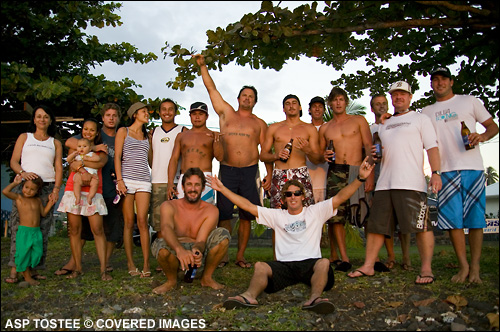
[151,125,185,183]
[256,198,336,262]
[21,133,56,182]
[422,95,491,172]
[306,125,328,191]
[376,111,438,193]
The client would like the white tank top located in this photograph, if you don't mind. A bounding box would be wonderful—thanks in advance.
[21,133,56,182]
[151,125,185,183]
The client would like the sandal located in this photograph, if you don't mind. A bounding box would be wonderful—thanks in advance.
[31,273,47,280]
[128,268,141,277]
[54,267,73,276]
[4,277,18,284]
[101,272,113,281]
[66,270,83,279]
[140,270,152,278]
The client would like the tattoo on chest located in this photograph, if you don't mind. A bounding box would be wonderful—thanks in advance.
[228,132,251,138]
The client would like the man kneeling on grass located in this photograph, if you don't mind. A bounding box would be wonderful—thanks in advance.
[209,157,374,314]
[151,167,230,294]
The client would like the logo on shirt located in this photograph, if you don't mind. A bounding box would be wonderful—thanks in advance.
[284,220,306,233]
[161,137,170,143]
[434,109,458,123]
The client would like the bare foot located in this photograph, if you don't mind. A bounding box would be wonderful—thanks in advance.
[201,277,225,290]
[451,269,469,283]
[24,277,40,286]
[152,281,176,294]
[468,265,482,284]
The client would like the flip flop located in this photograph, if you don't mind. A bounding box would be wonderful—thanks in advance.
[54,268,73,276]
[128,268,141,277]
[330,259,342,267]
[302,298,335,314]
[415,275,436,285]
[223,295,258,309]
[101,272,113,281]
[31,273,47,280]
[235,260,252,268]
[140,270,152,278]
[217,261,228,268]
[66,270,83,279]
[4,277,18,284]
[347,269,375,278]
[374,261,390,273]
[334,261,352,272]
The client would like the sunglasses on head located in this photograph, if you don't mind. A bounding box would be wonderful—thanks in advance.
[284,190,303,197]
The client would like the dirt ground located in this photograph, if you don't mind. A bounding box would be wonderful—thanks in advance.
[1,237,499,331]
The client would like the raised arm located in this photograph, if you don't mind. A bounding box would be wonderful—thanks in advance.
[2,175,22,200]
[194,54,234,118]
[207,175,259,217]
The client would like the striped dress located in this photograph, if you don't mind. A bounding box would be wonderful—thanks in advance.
[122,128,151,182]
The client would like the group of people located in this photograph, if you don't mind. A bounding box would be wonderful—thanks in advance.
[3,61,497,314]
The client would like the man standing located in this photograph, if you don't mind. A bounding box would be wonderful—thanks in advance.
[194,54,271,268]
[167,102,223,203]
[422,66,498,283]
[349,81,442,286]
[318,87,374,272]
[369,94,411,271]
[149,99,186,239]
[260,94,322,209]
[210,158,374,313]
[151,168,230,294]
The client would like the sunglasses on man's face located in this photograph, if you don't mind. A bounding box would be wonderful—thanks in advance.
[284,190,303,197]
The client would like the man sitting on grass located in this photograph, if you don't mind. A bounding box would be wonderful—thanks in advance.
[208,157,374,314]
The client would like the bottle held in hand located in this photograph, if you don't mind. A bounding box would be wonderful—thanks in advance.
[184,251,200,283]
[461,121,474,150]
[280,139,294,162]
[327,140,335,164]
[373,132,382,163]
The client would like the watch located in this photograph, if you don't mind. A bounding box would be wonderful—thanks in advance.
[432,170,441,176]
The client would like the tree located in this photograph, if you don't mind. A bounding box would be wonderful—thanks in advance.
[1,1,157,124]
[163,1,499,116]
[485,166,499,185]
[324,100,366,122]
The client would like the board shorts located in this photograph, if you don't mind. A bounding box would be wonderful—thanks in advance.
[368,190,432,236]
[15,226,43,272]
[151,227,231,267]
[217,164,261,221]
[269,166,314,209]
[149,183,169,232]
[264,258,334,294]
[437,170,486,230]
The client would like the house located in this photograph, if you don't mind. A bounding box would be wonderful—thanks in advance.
[485,182,499,218]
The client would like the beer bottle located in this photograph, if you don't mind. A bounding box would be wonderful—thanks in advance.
[280,139,293,162]
[373,132,383,162]
[184,252,200,283]
[327,140,335,164]
[461,121,474,150]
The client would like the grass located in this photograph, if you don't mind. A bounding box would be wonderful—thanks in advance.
[1,232,499,331]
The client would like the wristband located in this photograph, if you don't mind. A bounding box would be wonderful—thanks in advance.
[19,170,25,175]
[356,174,367,182]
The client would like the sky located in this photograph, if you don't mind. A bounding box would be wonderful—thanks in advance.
[87,1,499,175]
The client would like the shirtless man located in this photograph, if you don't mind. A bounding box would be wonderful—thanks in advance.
[167,102,223,203]
[150,168,230,294]
[260,94,322,209]
[318,87,375,272]
[194,54,272,268]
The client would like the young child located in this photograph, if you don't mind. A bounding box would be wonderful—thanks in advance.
[2,174,57,286]
[66,138,100,205]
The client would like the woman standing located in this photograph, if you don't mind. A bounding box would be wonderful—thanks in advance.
[6,105,63,283]
[115,102,152,277]
[57,118,111,281]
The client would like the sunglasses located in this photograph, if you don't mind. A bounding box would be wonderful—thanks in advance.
[284,190,303,197]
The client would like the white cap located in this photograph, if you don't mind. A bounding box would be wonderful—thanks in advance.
[388,81,412,94]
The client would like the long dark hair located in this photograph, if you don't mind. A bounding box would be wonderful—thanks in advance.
[29,105,58,137]
[82,118,103,145]
[127,110,148,138]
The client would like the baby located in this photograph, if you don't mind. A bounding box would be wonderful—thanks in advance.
[67,138,100,205]
[2,174,57,285]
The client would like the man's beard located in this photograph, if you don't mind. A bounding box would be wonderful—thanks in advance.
[185,190,202,203]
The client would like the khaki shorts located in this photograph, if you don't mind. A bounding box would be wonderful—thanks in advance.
[367,190,432,236]
[149,183,168,232]
[151,227,231,265]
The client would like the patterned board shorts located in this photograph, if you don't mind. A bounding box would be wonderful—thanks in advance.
[270,166,314,209]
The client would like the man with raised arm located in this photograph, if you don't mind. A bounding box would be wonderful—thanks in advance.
[194,54,272,269]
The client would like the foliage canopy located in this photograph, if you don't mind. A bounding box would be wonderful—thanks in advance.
[164,1,499,116]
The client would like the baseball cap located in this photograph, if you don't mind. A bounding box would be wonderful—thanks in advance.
[388,81,412,94]
[283,94,302,117]
[127,102,152,119]
[430,66,452,79]
[189,102,208,114]
[309,96,325,108]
